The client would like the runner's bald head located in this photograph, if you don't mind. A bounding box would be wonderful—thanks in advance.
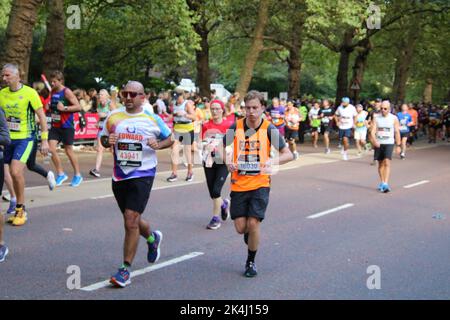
[125,81,144,94]
[382,100,391,110]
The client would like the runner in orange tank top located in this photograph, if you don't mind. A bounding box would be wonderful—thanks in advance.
[223,90,293,277]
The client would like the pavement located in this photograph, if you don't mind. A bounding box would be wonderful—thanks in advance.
[0,137,449,300]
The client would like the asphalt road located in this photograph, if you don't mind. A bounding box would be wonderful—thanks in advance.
[1,138,449,300]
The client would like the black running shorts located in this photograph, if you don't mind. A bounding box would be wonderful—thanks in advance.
[112,176,154,214]
[400,131,410,139]
[285,128,299,141]
[374,144,394,161]
[230,187,270,222]
[49,127,75,146]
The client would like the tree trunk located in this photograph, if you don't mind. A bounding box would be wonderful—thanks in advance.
[287,17,305,99]
[0,0,44,82]
[235,0,270,98]
[392,22,421,104]
[335,29,355,104]
[42,0,65,78]
[349,38,372,104]
[423,78,433,104]
[196,29,210,98]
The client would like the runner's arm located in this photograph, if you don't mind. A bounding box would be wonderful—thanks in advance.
[184,100,197,121]
[0,109,11,146]
[60,88,81,113]
[394,117,401,146]
[369,119,379,148]
[268,124,293,164]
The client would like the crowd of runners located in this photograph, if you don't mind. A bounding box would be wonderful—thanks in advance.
[0,63,449,286]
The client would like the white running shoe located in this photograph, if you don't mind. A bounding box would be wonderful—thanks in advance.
[47,171,56,191]
[343,153,348,161]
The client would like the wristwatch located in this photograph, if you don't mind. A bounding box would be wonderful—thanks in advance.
[64,106,68,111]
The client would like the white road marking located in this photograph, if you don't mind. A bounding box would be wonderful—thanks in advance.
[306,203,355,219]
[80,252,204,292]
[90,180,205,199]
[403,180,430,189]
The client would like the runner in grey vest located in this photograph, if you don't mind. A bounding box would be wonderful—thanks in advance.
[369,101,401,193]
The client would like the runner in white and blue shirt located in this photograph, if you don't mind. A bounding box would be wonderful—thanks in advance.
[100,81,173,288]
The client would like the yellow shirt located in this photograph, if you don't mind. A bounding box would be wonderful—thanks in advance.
[0,85,43,140]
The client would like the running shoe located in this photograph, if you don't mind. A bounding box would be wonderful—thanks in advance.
[6,199,16,214]
[207,216,221,230]
[166,173,178,182]
[89,169,101,178]
[110,268,131,288]
[377,183,384,191]
[147,230,162,263]
[2,193,10,202]
[244,262,258,278]
[70,175,83,187]
[383,184,391,193]
[12,207,28,226]
[185,173,194,182]
[343,153,348,161]
[400,153,405,160]
[221,199,230,221]
[0,245,9,263]
[55,173,68,186]
[47,171,56,191]
[325,148,331,154]
[293,151,299,160]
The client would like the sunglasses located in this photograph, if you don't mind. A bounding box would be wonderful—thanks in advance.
[121,91,143,99]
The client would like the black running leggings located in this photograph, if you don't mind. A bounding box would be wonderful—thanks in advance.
[203,164,229,199]
[27,137,48,178]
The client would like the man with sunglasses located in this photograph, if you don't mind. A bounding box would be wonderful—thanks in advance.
[100,81,173,287]
[369,100,401,193]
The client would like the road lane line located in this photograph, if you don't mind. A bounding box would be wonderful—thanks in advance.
[80,252,204,292]
[90,180,205,199]
[306,203,355,219]
[403,180,430,189]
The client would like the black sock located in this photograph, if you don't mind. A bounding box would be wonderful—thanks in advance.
[122,261,131,269]
[247,250,257,265]
[16,204,23,209]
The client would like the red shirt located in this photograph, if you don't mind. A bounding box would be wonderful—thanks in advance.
[201,119,231,140]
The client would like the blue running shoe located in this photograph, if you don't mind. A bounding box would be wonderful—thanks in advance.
[55,173,68,186]
[7,199,16,214]
[147,230,162,263]
[110,267,131,288]
[383,184,391,193]
[70,175,83,187]
[379,183,389,193]
[0,245,9,262]
[378,183,384,191]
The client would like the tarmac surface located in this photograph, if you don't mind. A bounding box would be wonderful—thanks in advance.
[1,137,449,300]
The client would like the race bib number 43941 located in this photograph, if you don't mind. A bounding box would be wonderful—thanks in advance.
[117,142,143,167]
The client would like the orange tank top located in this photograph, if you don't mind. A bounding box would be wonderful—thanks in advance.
[231,119,271,192]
